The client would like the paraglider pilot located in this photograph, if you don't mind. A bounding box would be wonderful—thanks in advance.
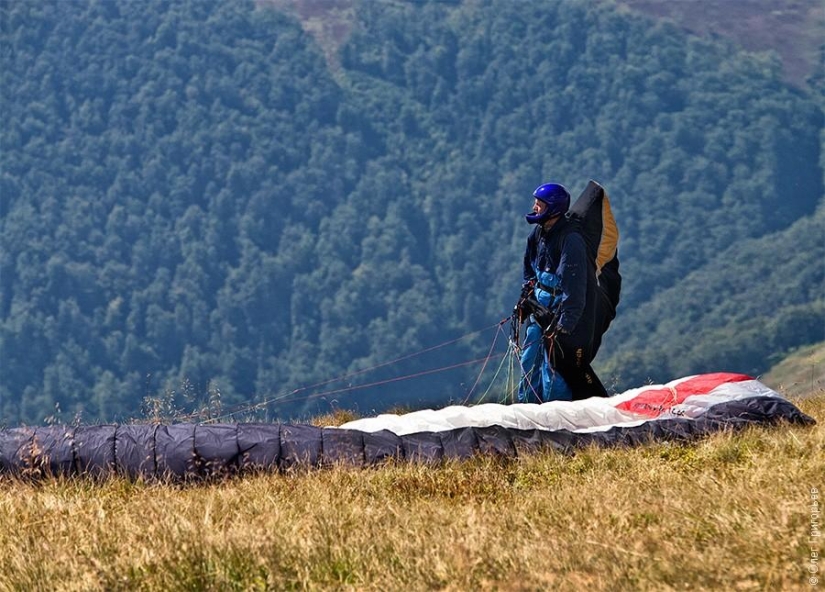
[516,182,609,402]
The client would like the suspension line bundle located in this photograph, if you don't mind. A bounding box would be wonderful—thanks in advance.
[184,319,516,424]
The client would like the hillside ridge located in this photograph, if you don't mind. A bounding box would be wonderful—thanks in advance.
[266,0,825,88]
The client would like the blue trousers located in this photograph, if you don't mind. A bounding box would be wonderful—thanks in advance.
[517,320,573,403]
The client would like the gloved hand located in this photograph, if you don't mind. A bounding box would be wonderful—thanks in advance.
[520,281,534,299]
[514,281,535,322]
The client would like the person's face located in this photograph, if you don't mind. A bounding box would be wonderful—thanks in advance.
[532,199,547,216]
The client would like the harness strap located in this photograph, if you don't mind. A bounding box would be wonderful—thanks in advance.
[536,282,559,295]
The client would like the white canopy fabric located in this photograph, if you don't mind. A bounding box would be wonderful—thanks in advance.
[338,373,783,436]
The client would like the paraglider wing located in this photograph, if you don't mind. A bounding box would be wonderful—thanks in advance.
[0,373,813,480]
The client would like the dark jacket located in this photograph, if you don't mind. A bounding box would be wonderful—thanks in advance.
[523,216,594,336]
[523,216,607,399]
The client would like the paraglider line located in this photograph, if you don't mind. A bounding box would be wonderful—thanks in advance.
[192,319,510,423]
[277,354,507,406]
[461,322,506,405]
[471,338,514,405]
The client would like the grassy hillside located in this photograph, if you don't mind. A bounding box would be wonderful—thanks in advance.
[763,341,825,399]
[1,395,821,590]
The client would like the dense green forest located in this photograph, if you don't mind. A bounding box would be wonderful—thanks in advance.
[1,0,823,424]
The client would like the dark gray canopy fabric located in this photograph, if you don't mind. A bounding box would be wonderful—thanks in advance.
[0,396,813,481]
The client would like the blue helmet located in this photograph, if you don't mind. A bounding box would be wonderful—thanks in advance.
[525,182,570,225]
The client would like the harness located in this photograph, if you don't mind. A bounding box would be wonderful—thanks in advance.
[513,218,576,342]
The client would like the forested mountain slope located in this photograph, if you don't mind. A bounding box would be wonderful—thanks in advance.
[1,0,822,424]
[601,201,825,385]
[616,0,825,88]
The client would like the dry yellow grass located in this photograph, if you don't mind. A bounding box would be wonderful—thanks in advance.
[0,394,822,591]
[763,342,825,399]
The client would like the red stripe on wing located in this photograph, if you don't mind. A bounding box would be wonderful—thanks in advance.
[616,373,753,417]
